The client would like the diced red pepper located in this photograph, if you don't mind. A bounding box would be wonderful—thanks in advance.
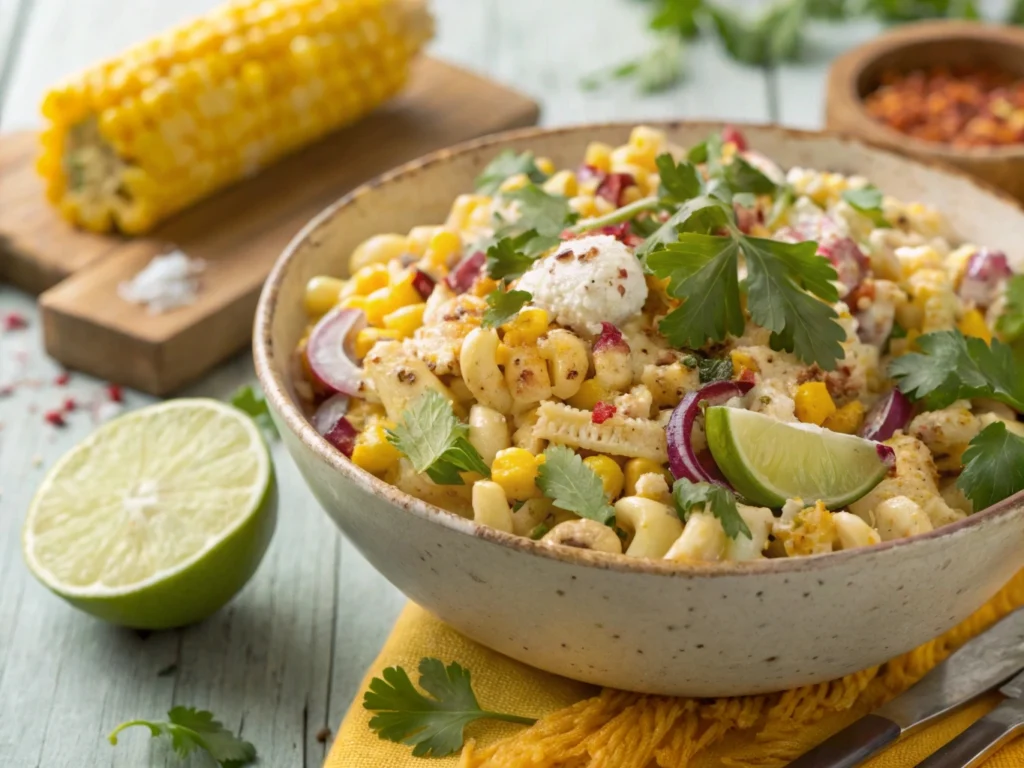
[593,322,630,354]
[722,125,748,151]
[596,173,636,207]
[591,401,617,424]
[411,269,436,300]
[445,252,485,294]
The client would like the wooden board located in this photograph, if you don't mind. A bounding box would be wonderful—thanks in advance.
[0,57,538,395]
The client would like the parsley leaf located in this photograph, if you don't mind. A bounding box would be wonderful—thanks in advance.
[475,150,546,195]
[636,194,730,258]
[109,707,256,767]
[386,390,490,485]
[890,331,1024,413]
[656,154,704,202]
[697,356,734,383]
[724,155,779,196]
[364,658,536,758]
[536,445,615,524]
[997,274,1024,344]
[230,385,278,439]
[672,479,751,540]
[485,232,539,280]
[505,184,576,243]
[483,286,532,329]
[842,186,887,226]
[958,421,1024,511]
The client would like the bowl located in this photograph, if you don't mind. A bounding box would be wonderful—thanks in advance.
[825,20,1024,201]
[254,122,1024,696]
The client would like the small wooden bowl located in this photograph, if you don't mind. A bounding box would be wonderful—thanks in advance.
[826,20,1024,201]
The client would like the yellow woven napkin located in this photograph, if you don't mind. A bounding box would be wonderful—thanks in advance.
[328,573,1024,768]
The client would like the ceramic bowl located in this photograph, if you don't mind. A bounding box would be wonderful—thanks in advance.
[254,122,1024,696]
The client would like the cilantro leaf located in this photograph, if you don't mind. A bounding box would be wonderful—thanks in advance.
[536,445,615,524]
[386,390,490,485]
[580,36,684,94]
[842,186,887,226]
[697,356,734,384]
[997,274,1024,344]
[890,330,1024,413]
[649,234,745,349]
[475,150,546,195]
[656,154,704,202]
[504,184,576,241]
[230,384,278,439]
[485,232,538,280]
[672,479,751,540]
[482,286,532,329]
[958,421,1024,511]
[741,235,845,370]
[364,658,536,758]
[636,194,731,258]
[724,155,778,196]
[109,707,256,767]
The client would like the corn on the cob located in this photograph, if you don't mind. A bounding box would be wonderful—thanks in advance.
[38,0,433,234]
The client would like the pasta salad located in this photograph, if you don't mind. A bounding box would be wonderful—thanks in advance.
[295,125,1024,563]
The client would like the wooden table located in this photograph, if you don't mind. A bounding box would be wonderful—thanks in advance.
[0,1,892,765]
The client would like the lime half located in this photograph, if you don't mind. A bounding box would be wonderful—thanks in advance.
[705,406,890,508]
[23,399,276,629]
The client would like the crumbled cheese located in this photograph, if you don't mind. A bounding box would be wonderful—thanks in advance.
[515,235,647,334]
[118,250,206,314]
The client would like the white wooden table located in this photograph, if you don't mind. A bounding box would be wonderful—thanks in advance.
[0,1,891,765]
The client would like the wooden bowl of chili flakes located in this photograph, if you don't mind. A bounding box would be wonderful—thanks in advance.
[826,20,1024,201]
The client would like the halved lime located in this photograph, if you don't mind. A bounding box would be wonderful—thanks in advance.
[705,406,890,508]
[23,399,276,629]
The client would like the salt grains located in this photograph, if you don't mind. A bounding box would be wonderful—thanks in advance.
[118,250,206,314]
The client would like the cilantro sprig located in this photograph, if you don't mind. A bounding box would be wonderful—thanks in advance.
[475,150,547,195]
[364,658,536,758]
[842,186,887,226]
[386,390,490,485]
[109,707,256,767]
[536,445,615,524]
[482,285,532,329]
[889,330,1024,413]
[672,478,751,540]
[480,183,578,279]
[958,421,1024,511]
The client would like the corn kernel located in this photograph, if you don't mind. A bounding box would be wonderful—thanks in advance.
[823,400,865,435]
[958,308,992,344]
[621,185,643,205]
[406,225,444,256]
[627,125,665,168]
[445,194,490,233]
[567,379,611,410]
[424,230,462,268]
[471,276,500,298]
[501,308,550,347]
[569,194,599,218]
[794,382,837,426]
[349,233,410,274]
[584,455,624,501]
[383,302,427,338]
[351,423,401,474]
[304,275,345,316]
[354,327,401,359]
[363,274,421,326]
[491,447,545,500]
[499,173,530,193]
[542,170,578,197]
[352,263,389,295]
[584,141,612,172]
[339,295,367,311]
[624,458,672,497]
[535,156,556,176]
[730,350,760,377]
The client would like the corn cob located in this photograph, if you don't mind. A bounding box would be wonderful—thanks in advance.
[37,0,433,234]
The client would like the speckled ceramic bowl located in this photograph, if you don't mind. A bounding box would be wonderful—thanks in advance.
[255,123,1024,696]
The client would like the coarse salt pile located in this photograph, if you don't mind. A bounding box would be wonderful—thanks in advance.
[118,250,206,314]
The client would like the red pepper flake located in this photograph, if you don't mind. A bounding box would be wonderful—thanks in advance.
[106,384,124,403]
[63,397,77,412]
[592,401,617,424]
[44,410,66,427]
[3,312,28,331]
[54,372,71,386]
[593,322,630,354]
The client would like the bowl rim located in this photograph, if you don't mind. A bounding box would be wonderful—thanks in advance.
[254,119,1024,579]
[833,19,1024,160]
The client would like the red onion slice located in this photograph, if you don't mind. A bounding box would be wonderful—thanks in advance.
[411,269,436,299]
[860,389,913,442]
[776,224,866,299]
[960,249,1012,307]
[306,307,366,396]
[666,380,754,485]
[313,394,358,457]
[876,443,896,474]
[446,251,485,293]
[324,418,358,458]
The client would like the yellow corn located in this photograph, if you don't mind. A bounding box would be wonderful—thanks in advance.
[795,382,837,426]
[626,125,665,169]
[351,423,401,474]
[40,0,434,234]
[584,141,612,172]
[535,157,556,176]
[424,230,462,269]
[491,447,545,500]
[354,327,401,359]
[583,455,624,501]
[351,263,390,296]
[567,379,611,411]
[446,194,490,232]
[304,275,345,317]
[501,308,549,347]
[499,172,531,192]
[958,308,993,344]
[823,400,865,435]
[729,350,760,377]
[406,225,444,256]
[542,170,578,197]
[363,273,421,326]
[383,302,427,338]
[339,294,367,312]
[350,234,412,274]
[624,458,672,497]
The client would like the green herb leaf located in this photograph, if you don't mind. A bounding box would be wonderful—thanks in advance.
[890,330,1024,413]
[672,479,751,539]
[230,385,278,439]
[687,140,708,165]
[109,707,256,767]
[997,275,1024,343]
[958,421,1024,511]
[364,658,537,758]
[656,154,704,202]
[725,155,779,196]
[483,286,532,329]
[475,150,546,195]
[504,184,576,241]
[650,0,704,37]
[697,356,734,383]
[485,232,539,280]
[386,390,490,485]
[842,186,888,226]
[536,445,615,524]
[636,194,731,258]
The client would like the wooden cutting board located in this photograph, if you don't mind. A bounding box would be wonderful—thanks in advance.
[0,57,539,395]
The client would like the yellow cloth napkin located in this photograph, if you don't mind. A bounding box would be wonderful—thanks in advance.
[328,573,1024,768]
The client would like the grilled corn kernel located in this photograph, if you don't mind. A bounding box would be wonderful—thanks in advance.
[491,447,545,500]
[569,194,600,218]
[621,185,644,205]
[424,230,462,269]
[355,328,401,359]
[407,225,444,256]
[730,350,760,377]
[627,125,665,168]
[567,379,611,411]
[383,302,427,338]
[501,308,549,347]
[446,193,490,232]
[304,275,345,317]
[958,308,992,344]
[363,275,422,326]
[499,172,530,192]
[352,263,390,295]
[624,458,672,497]
[350,233,410,274]
[584,455,625,501]
[584,141,612,172]
[351,423,401,474]
[795,382,837,426]
[542,170,578,197]
[535,156,556,176]
[339,295,367,311]
[823,400,865,435]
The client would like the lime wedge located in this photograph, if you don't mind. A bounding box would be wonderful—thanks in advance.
[23,399,276,629]
[705,406,890,509]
